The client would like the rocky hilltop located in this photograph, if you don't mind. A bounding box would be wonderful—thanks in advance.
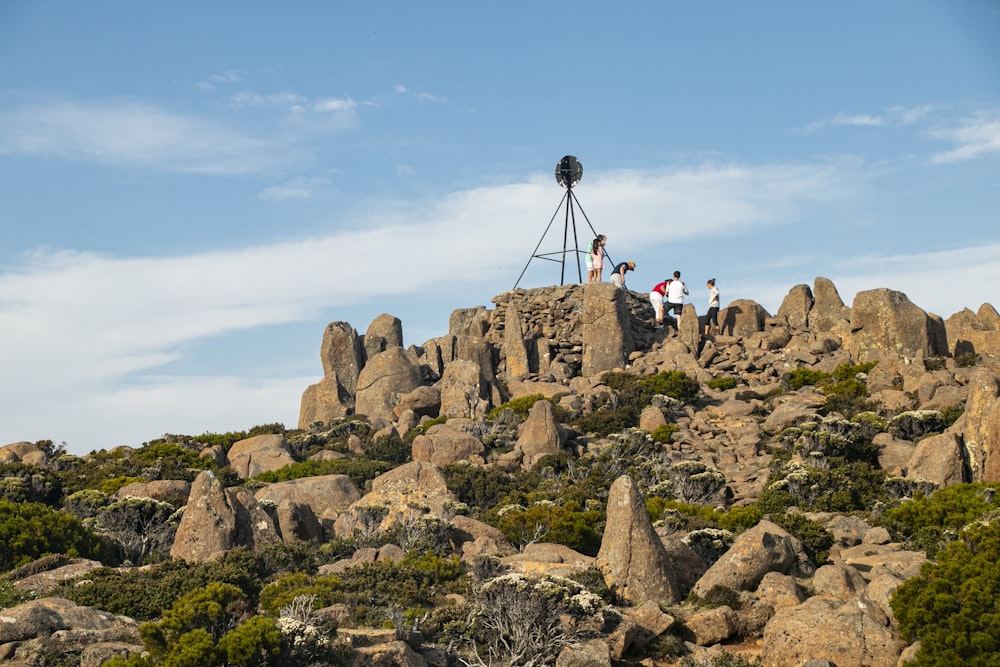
[2,277,1000,666]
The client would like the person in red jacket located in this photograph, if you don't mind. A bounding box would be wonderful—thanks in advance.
[649,278,672,328]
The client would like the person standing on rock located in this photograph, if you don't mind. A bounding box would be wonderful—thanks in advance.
[705,278,720,335]
[649,278,672,328]
[610,260,635,290]
[589,235,607,283]
[666,270,688,323]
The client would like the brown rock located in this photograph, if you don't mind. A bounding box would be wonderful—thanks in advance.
[962,369,1000,482]
[355,346,423,427]
[596,475,680,605]
[555,639,612,667]
[846,288,947,361]
[684,605,737,646]
[691,520,805,597]
[504,304,531,379]
[320,321,364,396]
[906,432,967,487]
[254,474,361,519]
[298,372,350,430]
[582,283,634,377]
[438,359,490,419]
[762,596,903,667]
[411,424,484,466]
[810,277,850,332]
[515,399,568,467]
[719,299,768,338]
[364,313,403,361]
[227,434,296,479]
[777,284,814,329]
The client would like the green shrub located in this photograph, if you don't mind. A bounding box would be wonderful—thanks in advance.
[0,463,64,505]
[891,520,1000,666]
[0,499,102,570]
[773,512,833,565]
[706,376,737,391]
[786,368,828,390]
[495,500,603,555]
[361,433,410,465]
[718,504,763,533]
[880,483,1000,556]
[442,463,517,517]
[487,394,551,420]
[575,371,699,437]
[254,458,393,490]
[650,423,679,444]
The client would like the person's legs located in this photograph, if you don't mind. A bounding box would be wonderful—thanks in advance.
[650,293,664,326]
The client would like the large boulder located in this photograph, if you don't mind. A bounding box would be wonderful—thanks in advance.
[411,423,485,466]
[945,303,1000,362]
[0,597,140,664]
[719,299,768,338]
[503,304,531,379]
[691,520,807,597]
[333,462,457,537]
[171,470,281,562]
[253,474,361,520]
[515,399,569,468]
[438,359,491,419]
[777,284,814,330]
[226,434,296,479]
[298,372,351,429]
[845,288,947,361]
[596,475,680,605]
[320,321,364,396]
[905,431,967,487]
[0,441,48,465]
[582,283,634,377]
[762,596,904,667]
[355,347,423,427]
[962,369,1000,482]
[364,313,404,361]
[809,277,850,333]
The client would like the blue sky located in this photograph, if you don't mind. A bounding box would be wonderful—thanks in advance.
[1,1,998,454]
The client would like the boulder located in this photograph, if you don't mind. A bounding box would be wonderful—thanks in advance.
[555,639,612,667]
[962,369,1000,482]
[438,359,490,419]
[253,474,361,519]
[171,470,281,562]
[810,277,850,332]
[691,520,806,597]
[582,283,634,377]
[226,434,296,479]
[762,596,903,667]
[273,499,323,543]
[0,441,48,465]
[846,288,946,361]
[411,424,485,466]
[298,372,351,429]
[719,299,768,338]
[596,475,680,605]
[450,514,516,560]
[320,321,364,396]
[114,479,190,505]
[503,304,531,379]
[393,385,442,419]
[355,346,423,427]
[777,284,814,330]
[364,313,403,361]
[755,571,805,612]
[683,605,738,646]
[905,431,967,487]
[515,399,569,468]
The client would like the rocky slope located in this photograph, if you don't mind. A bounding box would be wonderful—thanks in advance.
[3,276,1000,666]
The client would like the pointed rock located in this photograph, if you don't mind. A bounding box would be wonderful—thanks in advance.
[515,399,568,468]
[596,475,680,605]
[582,283,634,377]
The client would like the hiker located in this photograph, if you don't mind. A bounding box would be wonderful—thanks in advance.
[609,260,635,290]
[666,270,689,322]
[705,278,720,335]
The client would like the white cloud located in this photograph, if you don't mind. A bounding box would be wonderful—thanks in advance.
[313,97,356,112]
[929,113,1000,163]
[800,104,938,134]
[0,100,279,174]
[6,159,997,453]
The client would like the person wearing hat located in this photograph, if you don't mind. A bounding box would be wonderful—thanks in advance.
[610,260,635,290]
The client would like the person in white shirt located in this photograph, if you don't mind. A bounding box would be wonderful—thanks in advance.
[705,278,720,335]
[666,270,689,324]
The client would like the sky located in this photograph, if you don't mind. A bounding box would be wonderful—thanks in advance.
[1,2,999,455]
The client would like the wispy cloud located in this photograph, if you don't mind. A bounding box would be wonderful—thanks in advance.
[928,112,1000,163]
[799,104,937,134]
[0,100,279,174]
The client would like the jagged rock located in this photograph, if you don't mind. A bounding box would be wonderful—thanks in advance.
[171,470,280,562]
[515,399,569,468]
[762,596,903,667]
[350,640,428,666]
[582,283,634,377]
[411,423,485,466]
[906,431,967,487]
[320,321,365,395]
[0,597,139,662]
[596,475,679,605]
[355,346,423,427]
[691,520,808,597]
[836,542,927,582]
[679,302,701,351]
[555,639,612,667]
[299,372,351,429]
[227,433,296,479]
[683,605,738,646]
[364,313,403,361]
[719,299,768,338]
[624,600,675,649]
[777,284,814,329]
[437,359,491,419]
[945,303,1000,363]
[502,542,595,578]
[254,474,361,520]
[393,385,441,419]
[962,369,1000,481]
